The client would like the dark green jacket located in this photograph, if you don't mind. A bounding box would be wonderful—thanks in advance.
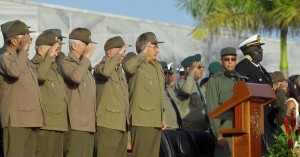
[205,71,235,138]
[31,54,68,131]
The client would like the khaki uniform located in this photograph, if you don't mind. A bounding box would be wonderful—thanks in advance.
[123,52,165,157]
[31,54,69,157]
[174,70,208,131]
[0,47,43,157]
[206,71,235,157]
[93,53,129,157]
[61,52,96,157]
[164,86,179,129]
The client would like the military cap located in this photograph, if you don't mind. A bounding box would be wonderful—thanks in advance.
[295,76,300,88]
[167,62,174,72]
[6,20,35,38]
[43,29,66,38]
[136,32,164,52]
[239,34,265,50]
[181,54,201,68]
[69,28,97,44]
[271,71,287,83]
[221,47,237,56]
[104,36,131,51]
[1,20,19,38]
[36,32,59,46]
[123,52,136,64]
[208,61,222,74]
[160,61,168,69]
[177,67,185,76]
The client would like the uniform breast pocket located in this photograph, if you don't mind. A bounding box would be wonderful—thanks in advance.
[104,105,122,123]
[144,74,158,89]
[45,76,59,93]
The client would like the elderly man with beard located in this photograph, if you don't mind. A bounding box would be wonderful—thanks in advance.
[0,20,43,157]
[206,47,239,157]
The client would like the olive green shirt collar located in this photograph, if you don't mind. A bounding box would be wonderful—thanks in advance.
[6,47,18,58]
[68,52,81,64]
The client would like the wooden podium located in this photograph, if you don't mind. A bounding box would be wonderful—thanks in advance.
[209,82,275,157]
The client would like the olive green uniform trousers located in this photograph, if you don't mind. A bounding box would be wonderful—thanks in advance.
[96,126,127,157]
[36,130,64,157]
[131,126,161,157]
[3,126,37,157]
[64,130,95,157]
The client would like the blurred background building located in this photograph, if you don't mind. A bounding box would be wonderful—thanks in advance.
[1,0,300,76]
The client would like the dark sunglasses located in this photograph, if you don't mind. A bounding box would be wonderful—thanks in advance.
[223,57,237,62]
[198,65,204,69]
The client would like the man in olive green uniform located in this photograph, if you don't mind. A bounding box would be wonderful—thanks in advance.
[161,61,180,129]
[174,54,208,131]
[0,20,19,54]
[31,32,69,157]
[60,28,96,157]
[206,47,238,157]
[123,32,167,157]
[93,36,131,157]
[43,29,66,69]
[0,20,43,157]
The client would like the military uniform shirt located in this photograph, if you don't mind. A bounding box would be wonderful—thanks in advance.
[94,53,129,132]
[31,54,68,131]
[123,52,165,128]
[61,52,96,132]
[0,47,43,127]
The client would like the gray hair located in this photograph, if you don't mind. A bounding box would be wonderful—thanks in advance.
[69,39,81,50]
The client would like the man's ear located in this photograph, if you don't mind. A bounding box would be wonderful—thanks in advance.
[71,42,77,51]
[10,38,19,46]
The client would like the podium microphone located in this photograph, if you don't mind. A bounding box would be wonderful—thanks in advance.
[224,71,251,82]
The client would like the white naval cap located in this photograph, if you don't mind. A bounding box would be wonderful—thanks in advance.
[167,62,174,71]
[238,34,265,50]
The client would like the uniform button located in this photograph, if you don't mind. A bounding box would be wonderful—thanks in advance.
[113,110,115,112]
[51,83,54,87]
[150,81,152,85]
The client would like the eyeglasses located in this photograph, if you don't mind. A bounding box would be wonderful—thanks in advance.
[149,44,159,49]
[164,71,174,75]
[223,57,237,62]
[198,65,204,69]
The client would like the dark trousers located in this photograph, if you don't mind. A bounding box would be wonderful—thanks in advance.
[64,130,95,157]
[3,126,37,157]
[36,129,64,157]
[131,126,161,157]
[96,126,127,157]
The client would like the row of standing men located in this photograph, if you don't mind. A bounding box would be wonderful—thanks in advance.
[0,19,283,157]
[0,20,169,157]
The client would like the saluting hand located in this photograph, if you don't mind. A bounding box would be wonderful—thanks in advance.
[48,43,60,58]
[117,44,131,55]
[83,43,96,59]
[20,34,31,52]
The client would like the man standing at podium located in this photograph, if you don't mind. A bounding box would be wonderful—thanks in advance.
[236,35,273,156]
[206,47,238,157]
